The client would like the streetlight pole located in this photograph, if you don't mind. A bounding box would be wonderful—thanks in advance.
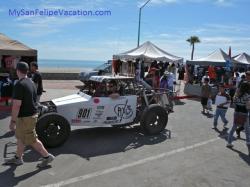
[137,0,151,47]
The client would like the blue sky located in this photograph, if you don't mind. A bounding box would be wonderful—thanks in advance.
[0,0,249,61]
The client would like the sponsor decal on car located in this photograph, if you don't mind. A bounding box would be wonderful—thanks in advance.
[106,116,117,121]
[94,108,104,119]
[97,106,105,110]
[104,116,118,124]
[93,98,100,104]
[114,99,133,121]
[82,120,91,123]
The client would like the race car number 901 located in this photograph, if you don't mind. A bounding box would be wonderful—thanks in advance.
[78,108,92,119]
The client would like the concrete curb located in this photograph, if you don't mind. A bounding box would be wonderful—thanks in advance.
[41,72,79,80]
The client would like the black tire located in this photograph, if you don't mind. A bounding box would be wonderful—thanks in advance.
[140,104,168,135]
[36,113,70,148]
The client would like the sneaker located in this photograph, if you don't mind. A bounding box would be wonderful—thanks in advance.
[37,154,55,168]
[236,129,241,138]
[4,156,23,166]
[223,121,228,128]
[226,143,234,148]
[212,126,218,130]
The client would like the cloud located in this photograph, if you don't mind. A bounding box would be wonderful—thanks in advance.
[150,0,178,4]
[138,0,178,7]
[138,22,250,59]
[33,39,137,60]
[15,15,97,37]
[215,0,233,6]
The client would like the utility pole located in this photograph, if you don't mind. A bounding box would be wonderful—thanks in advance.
[137,0,151,47]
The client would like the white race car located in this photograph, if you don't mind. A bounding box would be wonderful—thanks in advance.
[37,76,173,147]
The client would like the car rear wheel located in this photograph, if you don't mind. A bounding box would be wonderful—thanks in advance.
[36,113,70,148]
[140,104,168,135]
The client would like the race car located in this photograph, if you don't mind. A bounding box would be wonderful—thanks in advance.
[36,76,173,147]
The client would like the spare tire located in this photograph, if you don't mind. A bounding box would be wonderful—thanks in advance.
[36,113,70,148]
[140,104,168,135]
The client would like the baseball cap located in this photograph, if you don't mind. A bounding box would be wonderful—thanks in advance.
[16,62,29,72]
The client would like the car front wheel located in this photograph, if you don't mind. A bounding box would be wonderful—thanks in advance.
[36,113,70,148]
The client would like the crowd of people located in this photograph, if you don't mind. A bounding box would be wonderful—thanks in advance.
[136,60,185,93]
[201,70,250,155]
[186,64,249,86]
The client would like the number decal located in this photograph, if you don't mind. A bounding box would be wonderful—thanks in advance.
[77,108,92,119]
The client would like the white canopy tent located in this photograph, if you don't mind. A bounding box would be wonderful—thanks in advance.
[186,49,242,66]
[113,41,183,64]
[233,52,250,66]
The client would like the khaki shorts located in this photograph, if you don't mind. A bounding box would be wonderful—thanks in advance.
[15,114,38,145]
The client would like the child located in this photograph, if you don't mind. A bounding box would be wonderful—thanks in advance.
[201,78,211,114]
[213,83,230,129]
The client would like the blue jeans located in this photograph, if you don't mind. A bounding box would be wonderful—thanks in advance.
[228,112,250,145]
[213,107,228,127]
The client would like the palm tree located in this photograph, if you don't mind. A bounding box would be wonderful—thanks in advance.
[186,36,201,60]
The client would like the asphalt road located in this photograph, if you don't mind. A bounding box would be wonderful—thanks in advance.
[0,88,250,187]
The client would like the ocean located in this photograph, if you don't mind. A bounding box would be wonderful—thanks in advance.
[38,59,105,69]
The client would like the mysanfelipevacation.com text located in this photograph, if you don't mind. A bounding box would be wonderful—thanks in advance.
[8,9,112,17]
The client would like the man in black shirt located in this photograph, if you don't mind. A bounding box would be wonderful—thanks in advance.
[5,62,54,168]
[30,62,43,102]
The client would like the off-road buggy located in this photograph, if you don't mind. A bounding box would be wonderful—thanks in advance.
[37,76,174,147]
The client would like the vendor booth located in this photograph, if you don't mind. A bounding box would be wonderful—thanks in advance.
[0,33,37,77]
[0,33,37,101]
[184,49,243,97]
[113,41,183,76]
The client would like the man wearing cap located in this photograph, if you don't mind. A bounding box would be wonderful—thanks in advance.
[4,62,54,168]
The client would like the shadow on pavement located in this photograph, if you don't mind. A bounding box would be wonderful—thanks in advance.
[213,127,229,141]
[0,110,11,120]
[213,128,250,165]
[174,100,186,106]
[0,165,48,187]
[23,126,169,162]
[54,126,169,160]
[228,147,250,165]
[0,131,14,140]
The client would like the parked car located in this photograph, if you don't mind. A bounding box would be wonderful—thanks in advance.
[79,61,112,82]
[36,75,173,147]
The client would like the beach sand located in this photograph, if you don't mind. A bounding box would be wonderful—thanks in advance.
[43,80,83,90]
